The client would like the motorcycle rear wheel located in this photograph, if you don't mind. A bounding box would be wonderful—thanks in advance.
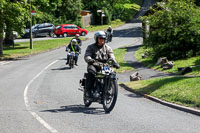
[69,58,74,69]
[83,90,92,107]
[103,79,118,113]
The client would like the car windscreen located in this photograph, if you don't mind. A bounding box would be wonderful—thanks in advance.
[56,26,62,29]
[32,24,39,29]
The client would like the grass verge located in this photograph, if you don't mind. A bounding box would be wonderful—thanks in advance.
[85,19,124,32]
[113,47,133,73]
[135,46,200,76]
[0,37,76,60]
[125,76,200,109]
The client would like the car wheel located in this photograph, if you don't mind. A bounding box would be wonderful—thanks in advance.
[81,32,86,36]
[63,33,68,38]
[49,32,54,37]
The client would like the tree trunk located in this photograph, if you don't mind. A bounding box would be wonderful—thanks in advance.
[0,23,3,56]
[4,28,14,47]
[0,7,4,56]
[0,37,3,56]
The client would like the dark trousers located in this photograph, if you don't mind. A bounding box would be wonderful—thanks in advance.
[86,65,97,94]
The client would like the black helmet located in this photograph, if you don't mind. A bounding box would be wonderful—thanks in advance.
[94,31,106,43]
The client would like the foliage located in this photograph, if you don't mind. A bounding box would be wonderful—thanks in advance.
[112,3,139,21]
[0,0,29,55]
[81,0,142,24]
[112,0,142,22]
[55,0,82,26]
[32,0,82,27]
[142,0,200,60]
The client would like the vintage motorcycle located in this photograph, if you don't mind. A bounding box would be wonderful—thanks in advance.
[105,31,112,43]
[68,52,76,69]
[79,60,118,113]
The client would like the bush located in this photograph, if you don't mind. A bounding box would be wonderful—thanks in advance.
[112,4,139,22]
[142,0,200,60]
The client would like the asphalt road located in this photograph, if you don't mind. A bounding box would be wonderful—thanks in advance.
[1,1,200,133]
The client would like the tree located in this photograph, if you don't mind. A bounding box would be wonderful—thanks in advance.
[142,0,200,59]
[0,0,28,55]
[82,0,124,24]
[56,0,82,26]
[33,0,82,26]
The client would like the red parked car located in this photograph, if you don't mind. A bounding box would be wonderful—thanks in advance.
[54,24,88,37]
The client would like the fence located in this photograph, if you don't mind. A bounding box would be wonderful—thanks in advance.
[82,14,94,27]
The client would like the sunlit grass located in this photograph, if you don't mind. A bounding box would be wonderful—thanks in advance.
[113,47,133,73]
[135,46,200,76]
[85,19,124,32]
[1,38,74,59]
[125,76,200,108]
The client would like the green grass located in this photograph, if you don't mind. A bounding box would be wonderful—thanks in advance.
[113,47,133,73]
[135,46,200,76]
[124,0,143,10]
[85,19,124,32]
[125,76,200,108]
[132,45,200,109]
[0,38,75,59]
[124,3,141,10]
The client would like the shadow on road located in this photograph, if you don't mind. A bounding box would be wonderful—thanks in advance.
[113,26,143,38]
[51,67,71,70]
[41,104,105,115]
[125,44,141,52]
[125,93,142,98]
[58,58,67,61]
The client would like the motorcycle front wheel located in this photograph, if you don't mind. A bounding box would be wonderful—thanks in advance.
[84,98,92,107]
[69,58,72,69]
[83,91,92,107]
[103,79,118,113]
[105,37,108,43]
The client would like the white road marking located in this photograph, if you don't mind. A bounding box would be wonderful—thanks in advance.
[0,61,13,65]
[24,60,59,133]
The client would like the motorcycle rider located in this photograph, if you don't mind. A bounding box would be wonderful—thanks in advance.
[69,34,82,46]
[66,39,81,66]
[106,26,113,41]
[84,31,120,98]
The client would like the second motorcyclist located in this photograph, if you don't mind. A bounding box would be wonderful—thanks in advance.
[69,34,82,46]
[84,31,120,98]
[66,39,81,66]
[106,26,113,42]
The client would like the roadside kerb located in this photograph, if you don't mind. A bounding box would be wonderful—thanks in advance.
[119,83,200,116]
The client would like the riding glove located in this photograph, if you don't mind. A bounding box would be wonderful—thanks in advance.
[113,62,120,69]
[88,59,95,65]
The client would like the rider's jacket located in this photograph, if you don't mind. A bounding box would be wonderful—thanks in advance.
[67,43,81,53]
[69,38,82,46]
[84,43,116,64]
[107,28,113,34]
